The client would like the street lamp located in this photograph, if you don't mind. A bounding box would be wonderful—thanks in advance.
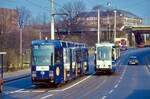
[107,1,111,42]
[114,10,117,41]
[50,0,68,40]
[50,0,55,40]
[18,19,24,69]
[97,9,101,43]
[106,11,110,41]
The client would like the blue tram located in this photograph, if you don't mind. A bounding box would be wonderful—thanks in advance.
[31,40,88,85]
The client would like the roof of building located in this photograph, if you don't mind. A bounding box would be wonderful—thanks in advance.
[78,8,141,19]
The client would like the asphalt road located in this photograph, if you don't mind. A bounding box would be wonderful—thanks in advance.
[1,48,150,99]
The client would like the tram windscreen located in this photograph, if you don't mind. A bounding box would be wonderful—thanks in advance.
[97,47,111,60]
[32,45,54,65]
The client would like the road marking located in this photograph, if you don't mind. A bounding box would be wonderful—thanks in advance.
[40,94,53,99]
[62,75,92,91]
[31,90,45,93]
[10,89,24,94]
[114,84,118,88]
[122,72,125,76]
[106,66,127,97]
[48,89,63,92]
[120,76,123,80]
[7,76,92,95]
[18,90,30,93]
[108,89,114,94]
[101,95,106,99]
[78,79,107,99]
[118,80,121,84]
[145,66,150,75]
[95,79,106,89]
[9,89,48,94]
[121,66,127,78]
[41,75,92,99]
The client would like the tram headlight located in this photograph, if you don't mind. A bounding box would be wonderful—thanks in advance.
[108,65,111,68]
[49,71,53,77]
[32,71,36,77]
[41,71,45,75]
[72,62,75,69]
[49,71,54,81]
[84,62,87,66]
[96,65,100,68]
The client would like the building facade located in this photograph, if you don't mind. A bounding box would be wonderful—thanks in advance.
[77,9,143,43]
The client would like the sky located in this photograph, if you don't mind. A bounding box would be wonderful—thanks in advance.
[0,0,150,25]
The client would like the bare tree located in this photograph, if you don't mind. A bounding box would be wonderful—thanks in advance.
[0,8,18,51]
[42,12,48,25]
[59,0,86,34]
[0,10,12,35]
[16,7,30,28]
[16,6,30,68]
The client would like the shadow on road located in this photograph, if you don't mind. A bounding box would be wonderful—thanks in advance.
[31,75,90,90]
[93,72,121,76]
[0,93,17,99]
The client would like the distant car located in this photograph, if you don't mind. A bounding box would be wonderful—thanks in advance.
[128,56,139,65]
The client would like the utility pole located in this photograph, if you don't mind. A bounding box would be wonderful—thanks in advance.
[19,28,23,68]
[107,14,110,41]
[107,1,111,42]
[39,31,42,40]
[51,0,55,40]
[114,10,117,41]
[97,9,101,43]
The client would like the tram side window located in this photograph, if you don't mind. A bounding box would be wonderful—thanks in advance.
[72,50,76,61]
[97,48,101,60]
[76,50,82,62]
[112,49,115,61]
[64,49,70,63]
[83,50,87,60]
[55,49,62,64]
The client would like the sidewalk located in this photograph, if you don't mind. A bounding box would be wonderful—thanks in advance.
[3,68,31,82]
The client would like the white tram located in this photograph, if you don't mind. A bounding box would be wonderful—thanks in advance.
[95,43,120,73]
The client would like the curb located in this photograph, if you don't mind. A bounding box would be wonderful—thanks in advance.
[4,73,31,83]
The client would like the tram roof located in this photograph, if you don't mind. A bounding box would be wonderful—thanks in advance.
[32,40,85,48]
[96,42,116,47]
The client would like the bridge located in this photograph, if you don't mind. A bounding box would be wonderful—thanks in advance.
[122,25,150,47]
